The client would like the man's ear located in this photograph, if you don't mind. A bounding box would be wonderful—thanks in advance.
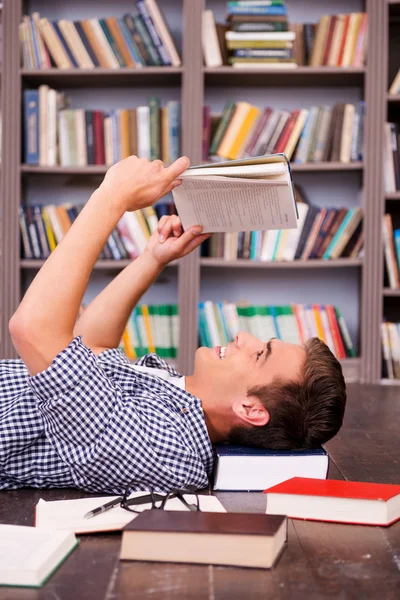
[232,396,270,427]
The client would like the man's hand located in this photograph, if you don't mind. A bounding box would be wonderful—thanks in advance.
[99,155,190,212]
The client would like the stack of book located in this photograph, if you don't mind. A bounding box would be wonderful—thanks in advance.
[384,122,400,193]
[19,201,175,261]
[381,321,400,380]
[292,12,367,68]
[225,1,296,69]
[20,2,180,69]
[120,304,179,360]
[203,101,365,163]
[203,200,364,262]
[383,214,400,290]
[23,87,181,166]
[199,301,355,360]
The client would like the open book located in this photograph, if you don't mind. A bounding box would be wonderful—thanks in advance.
[35,493,226,534]
[172,154,298,233]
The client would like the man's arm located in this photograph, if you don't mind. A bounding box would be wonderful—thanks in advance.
[72,212,209,353]
[9,157,189,376]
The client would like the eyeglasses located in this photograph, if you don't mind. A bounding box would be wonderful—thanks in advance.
[120,480,201,513]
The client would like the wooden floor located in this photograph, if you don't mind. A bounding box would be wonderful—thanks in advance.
[1,383,400,599]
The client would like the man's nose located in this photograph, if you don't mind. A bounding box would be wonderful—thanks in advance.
[236,331,264,350]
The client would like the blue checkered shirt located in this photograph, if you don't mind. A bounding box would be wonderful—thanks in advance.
[0,337,214,494]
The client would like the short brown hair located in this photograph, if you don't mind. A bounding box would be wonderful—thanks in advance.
[228,337,346,450]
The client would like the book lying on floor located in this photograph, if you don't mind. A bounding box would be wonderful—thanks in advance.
[172,154,298,233]
[213,444,329,491]
[0,525,78,588]
[264,477,400,526]
[35,493,226,534]
[120,510,287,569]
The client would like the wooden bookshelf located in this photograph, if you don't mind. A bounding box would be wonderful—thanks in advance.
[200,258,363,269]
[385,192,400,200]
[387,94,400,102]
[383,288,400,296]
[203,66,365,87]
[291,162,363,172]
[21,67,184,87]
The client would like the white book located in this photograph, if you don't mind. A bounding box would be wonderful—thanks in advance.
[340,103,355,163]
[319,306,336,355]
[123,211,148,253]
[35,495,225,535]
[38,85,49,166]
[222,302,240,339]
[44,204,65,244]
[145,0,181,67]
[384,122,397,193]
[381,322,394,380]
[389,68,400,96]
[173,155,298,234]
[47,88,57,166]
[226,31,295,42]
[202,9,223,68]
[260,229,279,261]
[213,446,328,492]
[0,525,78,588]
[75,109,87,167]
[282,203,309,261]
[104,116,113,166]
[294,106,319,164]
[137,106,151,159]
[204,301,221,346]
[89,19,120,69]
[58,111,70,167]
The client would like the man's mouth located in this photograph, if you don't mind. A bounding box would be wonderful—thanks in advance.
[219,346,226,360]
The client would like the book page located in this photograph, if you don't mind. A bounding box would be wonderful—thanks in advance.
[36,494,226,534]
[182,162,287,178]
[172,176,297,233]
[0,525,72,571]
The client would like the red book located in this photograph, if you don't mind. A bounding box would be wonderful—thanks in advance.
[337,15,350,66]
[325,304,346,359]
[93,110,105,165]
[274,110,300,154]
[322,15,337,65]
[264,477,400,526]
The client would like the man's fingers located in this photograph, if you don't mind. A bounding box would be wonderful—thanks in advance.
[159,216,182,242]
[171,226,205,252]
[164,156,190,183]
[157,215,169,232]
[179,233,211,257]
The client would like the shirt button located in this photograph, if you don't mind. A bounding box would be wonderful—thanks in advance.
[182,407,188,414]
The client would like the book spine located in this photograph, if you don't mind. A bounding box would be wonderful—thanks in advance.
[149,97,161,160]
[117,18,144,67]
[85,111,95,165]
[24,90,39,164]
[93,111,105,165]
[74,21,100,67]
[130,14,161,66]
[168,101,180,162]
[136,0,171,65]
[52,21,79,67]
[227,6,287,15]
[99,18,126,67]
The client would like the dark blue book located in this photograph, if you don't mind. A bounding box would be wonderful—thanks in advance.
[52,21,79,68]
[24,90,39,164]
[136,0,171,66]
[85,111,95,165]
[74,21,100,67]
[214,444,329,491]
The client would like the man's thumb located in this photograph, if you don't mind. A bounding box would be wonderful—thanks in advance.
[165,156,190,181]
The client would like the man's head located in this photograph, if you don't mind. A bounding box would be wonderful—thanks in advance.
[186,332,346,449]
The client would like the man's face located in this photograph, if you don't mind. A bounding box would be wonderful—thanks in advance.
[193,332,306,400]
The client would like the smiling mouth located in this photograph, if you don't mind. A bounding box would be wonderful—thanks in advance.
[219,346,226,360]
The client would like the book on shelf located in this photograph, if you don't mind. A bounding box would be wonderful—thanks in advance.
[381,321,400,380]
[264,477,400,526]
[384,122,400,193]
[202,10,229,68]
[213,444,329,491]
[0,524,78,588]
[20,2,181,69]
[23,87,181,167]
[382,214,400,290]
[203,101,364,164]
[201,185,364,262]
[19,201,175,262]
[35,494,226,535]
[389,68,400,96]
[198,301,355,361]
[172,154,298,234]
[120,510,287,569]
[119,303,179,361]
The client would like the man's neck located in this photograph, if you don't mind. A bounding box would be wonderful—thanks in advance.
[186,375,231,444]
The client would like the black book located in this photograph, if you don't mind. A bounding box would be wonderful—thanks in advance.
[303,23,315,65]
[294,205,320,260]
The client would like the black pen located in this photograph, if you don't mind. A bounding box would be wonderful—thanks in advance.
[84,496,123,519]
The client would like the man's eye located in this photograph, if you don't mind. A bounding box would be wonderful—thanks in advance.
[256,351,264,360]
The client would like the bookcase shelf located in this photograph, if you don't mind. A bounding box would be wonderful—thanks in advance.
[20,259,178,270]
[200,258,363,270]
[383,288,400,296]
[20,162,364,175]
[203,66,365,88]
[340,358,361,383]
[387,94,400,102]
[21,67,184,88]
[385,192,400,200]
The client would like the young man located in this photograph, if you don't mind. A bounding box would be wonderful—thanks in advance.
[1,156,346,494]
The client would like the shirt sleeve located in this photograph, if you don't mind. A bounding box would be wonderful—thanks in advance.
[27,337,201,493]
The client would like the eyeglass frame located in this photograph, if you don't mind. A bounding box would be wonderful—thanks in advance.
[119,480,201,513]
